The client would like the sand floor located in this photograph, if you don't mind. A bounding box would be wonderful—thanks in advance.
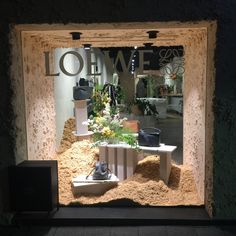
[53,118,203,206]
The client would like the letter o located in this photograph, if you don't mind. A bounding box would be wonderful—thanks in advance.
[59,51,84,76]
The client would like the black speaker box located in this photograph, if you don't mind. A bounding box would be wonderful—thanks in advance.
[8,160,59,212]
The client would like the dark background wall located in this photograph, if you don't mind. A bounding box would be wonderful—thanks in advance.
[0,0,235,219]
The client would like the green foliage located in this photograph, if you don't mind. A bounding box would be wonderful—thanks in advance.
[91,86,109,117]
[121,132,139,149]
[130,98,159,117]
[116,84,125,104]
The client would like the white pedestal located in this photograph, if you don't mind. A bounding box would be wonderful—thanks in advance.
[138,144,177,184]
[73,100,92,137]
[72,174,119,195]
[98,143,177,184]
[98,143,139,181]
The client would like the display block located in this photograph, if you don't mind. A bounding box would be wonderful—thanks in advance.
[117,147,126,180]
[98,145,108,163]
[126,149,138,178]
[160,152,172,184]
[99,144,139,180]
[8,160,58,213]
[72,174,119,195]
[99,143,176,184]
[108,146,117,175]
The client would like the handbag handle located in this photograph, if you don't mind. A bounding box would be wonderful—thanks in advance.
[86,162,111,179]
[86,167,95,179]
[78,87,87,91]
[140,127,161,134]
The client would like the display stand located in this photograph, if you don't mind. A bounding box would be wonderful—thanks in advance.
[72,100,93,141]
[72,174,119,195]
[99,143,177,183]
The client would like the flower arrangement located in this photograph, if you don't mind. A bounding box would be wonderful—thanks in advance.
[88,87,137,147]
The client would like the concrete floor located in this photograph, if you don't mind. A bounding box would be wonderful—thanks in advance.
[1,226,236,236]
[156,112,183,164]
[130,111,183,164]
[122,110,183,165]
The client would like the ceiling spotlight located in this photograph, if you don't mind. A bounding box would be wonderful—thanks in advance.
[147,30,159,39]
[70,32,82,40]
[83,44,91,50]
[143,43,153,48]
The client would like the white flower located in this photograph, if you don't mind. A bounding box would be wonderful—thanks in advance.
[82,121,89,125]
[93,124,98,128]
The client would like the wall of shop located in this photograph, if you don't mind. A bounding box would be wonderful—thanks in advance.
[21,33,56,161]
[0,0,236,219]
[184,29,207,203]
[54,48,77,149]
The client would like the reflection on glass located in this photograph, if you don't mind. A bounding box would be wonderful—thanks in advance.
[46,41,202,208]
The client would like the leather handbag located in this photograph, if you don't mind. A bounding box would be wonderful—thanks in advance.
[138,127,161,147]
[73,83,93,100]
[86,161,111,180]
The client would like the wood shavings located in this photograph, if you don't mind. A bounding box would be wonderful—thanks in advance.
[54,118,203,206]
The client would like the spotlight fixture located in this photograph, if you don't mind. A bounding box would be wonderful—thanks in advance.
[83,44,91,50]
[143,42,153,48]
[147,30,159,39]
[70,32,82,40]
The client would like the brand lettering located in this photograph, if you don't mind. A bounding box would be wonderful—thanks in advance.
[44,48,181,77]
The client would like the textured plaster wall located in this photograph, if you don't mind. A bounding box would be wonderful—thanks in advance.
[184,30,207,202]
[0,0,236,219]
[10,28,27,165]
[54,48,76,149]
[22,34,56,160]
[205,22,217,218]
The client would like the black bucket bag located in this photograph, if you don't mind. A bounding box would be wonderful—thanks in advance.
[73,84,93,100]
[138,127,161,147]
[73,78,93,100]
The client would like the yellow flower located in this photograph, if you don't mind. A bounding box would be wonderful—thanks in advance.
[96,117,101,123]
[102,127,113,137]
[96,116,105,124]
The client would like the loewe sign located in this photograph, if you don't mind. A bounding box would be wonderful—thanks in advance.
[44,48,184,77]
[44,49,152,77]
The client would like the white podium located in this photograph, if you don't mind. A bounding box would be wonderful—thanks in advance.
[99,143,177,184]
[72,100,93,139]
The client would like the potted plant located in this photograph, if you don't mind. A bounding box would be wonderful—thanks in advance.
[130,98,159,118]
